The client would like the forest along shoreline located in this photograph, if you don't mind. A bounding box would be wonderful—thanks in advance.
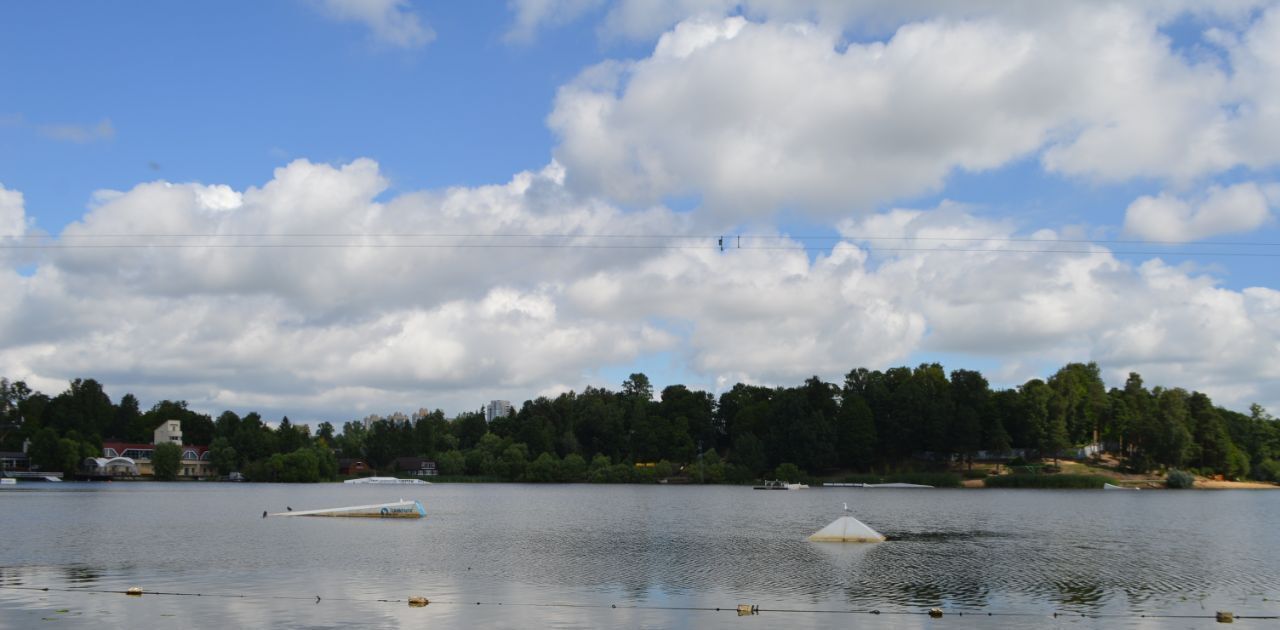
[3,362,1279,487]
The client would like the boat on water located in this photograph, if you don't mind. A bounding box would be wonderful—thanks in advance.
[753,480,809,490]
[1103,482,1139,490]
[266,499,426,518]
[0,478,15,486]
[343,476,430,485]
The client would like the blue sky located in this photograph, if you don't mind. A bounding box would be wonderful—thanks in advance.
[2,1,1279,422]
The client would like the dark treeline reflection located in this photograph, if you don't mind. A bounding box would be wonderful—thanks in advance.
[2,361,1278,482]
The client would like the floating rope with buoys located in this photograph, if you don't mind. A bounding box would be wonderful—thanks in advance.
[1,585,1276,622]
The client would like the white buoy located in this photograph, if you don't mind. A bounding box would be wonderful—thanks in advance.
[807,515,885,543]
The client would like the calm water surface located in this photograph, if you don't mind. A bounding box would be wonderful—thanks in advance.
[1,483,1277,628]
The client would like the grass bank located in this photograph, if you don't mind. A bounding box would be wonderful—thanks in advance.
[983,473,1111,489]
[837,472,963,488]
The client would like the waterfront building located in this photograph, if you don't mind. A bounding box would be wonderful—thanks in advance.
[97,419,211,478]
[485,400,513,423]
[392,457,438,476]
[0,451,29,472]
[154,420,183,445]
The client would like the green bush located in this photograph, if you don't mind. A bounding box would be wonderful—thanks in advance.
[560,453,587,481]
[436,450,465,476]
[983,474,1111,489]
[773,463,805,484]
[1256,459,1280,482]
[962,469,990,479]
[588,463,635,483]
[524,452,559,482]
[1165,469,1196,489]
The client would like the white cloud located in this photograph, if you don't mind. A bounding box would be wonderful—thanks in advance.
[0,184,27,238]
[1124,182,1276,242]
[2,162,1278,421]
[548,4,1280,218]
[523,0,1268,44]
[505,0,603,43]
[37,118,115,144]
[313,0,434,48]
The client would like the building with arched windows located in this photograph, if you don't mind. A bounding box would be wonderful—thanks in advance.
[97,420,212,478]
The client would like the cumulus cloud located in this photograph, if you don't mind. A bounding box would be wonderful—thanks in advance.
[1124,182,1277,242]
[548,3,1280,218]
[835,206,1280,407]
[516,0,1268,44]
[313,0,434,48]
[0,184,27,238]
[3,161,1278,420]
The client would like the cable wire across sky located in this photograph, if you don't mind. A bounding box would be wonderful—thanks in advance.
[4,231,1280,258]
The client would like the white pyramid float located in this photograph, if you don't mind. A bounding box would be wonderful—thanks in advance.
[807,515,885,543]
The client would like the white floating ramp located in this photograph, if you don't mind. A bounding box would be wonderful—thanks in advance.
[267,499,425,518]
[808,516,886,543]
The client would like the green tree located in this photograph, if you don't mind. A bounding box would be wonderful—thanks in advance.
[46,378,114,438]
[215,410,242,441]
[1152,388,1194,469]
[278,448,320,482]
[452,411,488,450]
[526,452,560,482]
[729,432,767,475]
[316,421,335,443]
[28,428,61,471]
[773,462,805,483]
[437,449,465,475]
[560,453,587,481]
[110,393,141,441]
[152,442,182,481]
[950,369,989,468]
[209,437,239,474]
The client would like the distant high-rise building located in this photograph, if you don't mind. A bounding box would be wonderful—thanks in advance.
[363,412,413,429]
[485,400,513,423]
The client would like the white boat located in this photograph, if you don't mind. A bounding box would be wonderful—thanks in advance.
[266,499,426,518]
[343,476,430,485]
[0,478,15,486]
[1103,482,1138,490]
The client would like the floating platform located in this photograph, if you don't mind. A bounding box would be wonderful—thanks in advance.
[807,515,886,543]
[267,499,426,518]
[753,480,808,490]
[343,477,431,485]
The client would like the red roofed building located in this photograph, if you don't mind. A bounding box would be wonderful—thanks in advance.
[95,420,212,478]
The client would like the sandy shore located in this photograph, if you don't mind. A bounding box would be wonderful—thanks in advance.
[1195,479,1279,489]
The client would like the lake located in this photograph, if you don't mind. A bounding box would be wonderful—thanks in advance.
[1,483,1277,628]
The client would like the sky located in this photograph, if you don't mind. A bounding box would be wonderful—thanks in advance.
[2,0,1279,424]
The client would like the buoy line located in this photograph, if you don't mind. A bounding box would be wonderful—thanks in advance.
[1,585,1276,621]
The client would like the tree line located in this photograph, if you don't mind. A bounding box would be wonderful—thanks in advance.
[2,362,1278,483]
